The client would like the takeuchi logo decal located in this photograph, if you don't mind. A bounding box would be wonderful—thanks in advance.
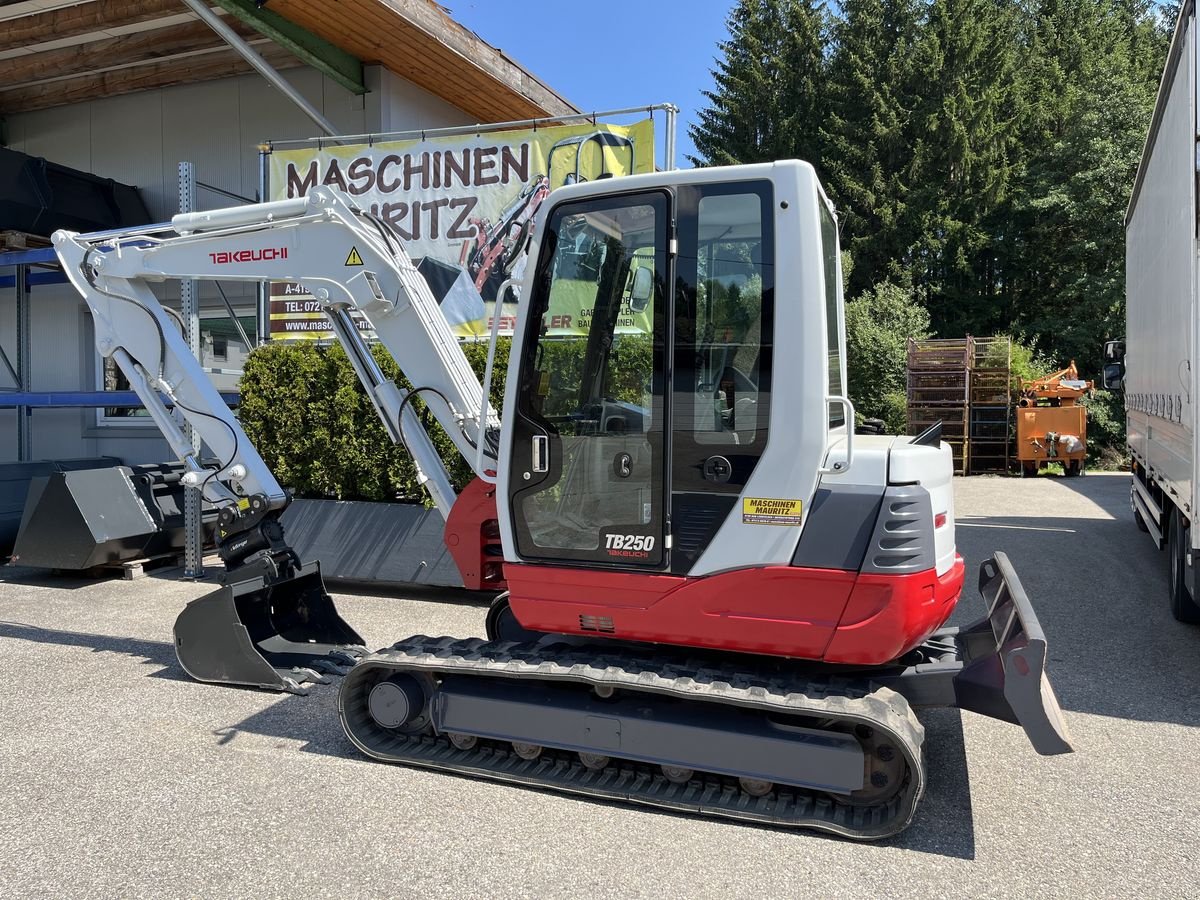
[209,247,288,265]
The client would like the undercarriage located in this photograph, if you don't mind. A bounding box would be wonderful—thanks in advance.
[339,553,1069,841]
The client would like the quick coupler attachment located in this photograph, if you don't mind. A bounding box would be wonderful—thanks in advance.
[173,560,366,694]
[953,552,1074,755]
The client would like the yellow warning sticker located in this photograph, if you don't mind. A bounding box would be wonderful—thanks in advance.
[742,497,803,526]
[345,246,364,266]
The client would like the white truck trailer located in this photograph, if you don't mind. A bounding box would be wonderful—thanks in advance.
[1109,0,1200,622]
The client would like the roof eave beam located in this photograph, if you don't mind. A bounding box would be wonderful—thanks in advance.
[181,0,341,137]
[212,0,366,95]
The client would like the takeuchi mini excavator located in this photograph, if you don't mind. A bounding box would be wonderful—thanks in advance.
[53,161,1072,840]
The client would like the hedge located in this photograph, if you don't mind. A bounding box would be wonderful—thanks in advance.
[239,339,510,502]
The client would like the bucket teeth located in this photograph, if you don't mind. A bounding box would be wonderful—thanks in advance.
[277,667,332,693]
[308,657,358,677]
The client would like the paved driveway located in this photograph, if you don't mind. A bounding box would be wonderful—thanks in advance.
[0,472,1196,898]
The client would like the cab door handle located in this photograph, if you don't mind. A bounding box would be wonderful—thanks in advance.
[531,435,549,473]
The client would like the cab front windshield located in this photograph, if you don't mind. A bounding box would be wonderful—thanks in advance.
[536,206,656,421]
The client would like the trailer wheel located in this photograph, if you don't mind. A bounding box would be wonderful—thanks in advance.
[1167,509,1200,624]
[1133,505,1149,533]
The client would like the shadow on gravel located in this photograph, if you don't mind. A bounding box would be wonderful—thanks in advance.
[0,566,110,590]
[896,709,975,858]
[327,580,492,608]
[0,563,222,589]
[0,621,192,682]
[0,621,981,855]
[955,476,1200,728]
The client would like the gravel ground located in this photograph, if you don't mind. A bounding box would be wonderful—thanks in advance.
[1,472,1197,899]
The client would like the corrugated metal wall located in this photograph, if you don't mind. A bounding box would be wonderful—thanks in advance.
[0,65,470,465]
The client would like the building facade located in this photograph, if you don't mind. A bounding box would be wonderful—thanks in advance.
[0,0,574,465]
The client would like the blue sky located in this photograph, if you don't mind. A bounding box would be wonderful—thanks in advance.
[448,1,733,167]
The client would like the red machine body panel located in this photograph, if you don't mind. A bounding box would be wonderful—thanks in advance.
[443,477,506,591]
[505,556,965,665]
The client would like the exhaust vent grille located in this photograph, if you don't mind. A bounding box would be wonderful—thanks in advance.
[579,615,615,634]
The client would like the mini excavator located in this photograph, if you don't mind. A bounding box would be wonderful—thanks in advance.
[53,161,1072,840]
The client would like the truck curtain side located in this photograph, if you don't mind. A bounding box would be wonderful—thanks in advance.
[1124,0,1200,620]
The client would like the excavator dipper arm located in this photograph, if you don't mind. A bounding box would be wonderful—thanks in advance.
[54,230,282,511]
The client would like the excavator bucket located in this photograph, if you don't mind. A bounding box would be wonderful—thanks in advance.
[173,561,365,694]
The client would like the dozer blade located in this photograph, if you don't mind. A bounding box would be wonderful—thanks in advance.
[174,561,366,694]
[953,552,1074,755]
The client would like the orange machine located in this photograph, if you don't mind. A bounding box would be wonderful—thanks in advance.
[1016,361,1093,477]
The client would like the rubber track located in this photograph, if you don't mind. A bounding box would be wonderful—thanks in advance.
[339,636,927,840]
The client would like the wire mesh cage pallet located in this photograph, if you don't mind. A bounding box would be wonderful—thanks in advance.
[906,336,1011,476]
[946,441,969,476]
[968,336,1012,474]
[907,337,974,370]
[908,405,968,439]
[907,370,969,405]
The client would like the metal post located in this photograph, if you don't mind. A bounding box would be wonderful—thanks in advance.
[179,162,204,578]
[664,105,678,171]
[15,264,32,461]
[256,146,270,345]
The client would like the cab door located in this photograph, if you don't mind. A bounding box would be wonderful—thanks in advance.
[669,181,775,573]
[507,190,670,568]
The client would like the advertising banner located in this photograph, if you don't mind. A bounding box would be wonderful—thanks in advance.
[266,118,656,341]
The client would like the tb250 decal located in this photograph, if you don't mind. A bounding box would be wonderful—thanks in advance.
[604,533,656,559]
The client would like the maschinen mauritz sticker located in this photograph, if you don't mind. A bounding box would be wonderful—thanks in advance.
[742,497,803,525]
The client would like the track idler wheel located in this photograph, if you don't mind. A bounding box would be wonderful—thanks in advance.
[367,674,432,735]
[512,742,543,760]
[661,766,694,784]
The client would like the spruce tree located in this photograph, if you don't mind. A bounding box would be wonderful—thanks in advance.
[1010,0,1169,366]
[903,0,1022,337]
[689,0,830,167]
[821,0,924,297]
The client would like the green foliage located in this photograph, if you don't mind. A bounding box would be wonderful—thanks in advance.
[822,0,925,297]
[692,0,1170,457]
[239,339,510,502]
[1081,389,1128,468]
[688,0,830,167]
[1001,333,1054,393]
[844,280,932,431]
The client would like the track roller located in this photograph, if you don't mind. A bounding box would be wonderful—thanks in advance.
[739,777,774,797]
[578,753,610,770]
[661,765,694,784]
